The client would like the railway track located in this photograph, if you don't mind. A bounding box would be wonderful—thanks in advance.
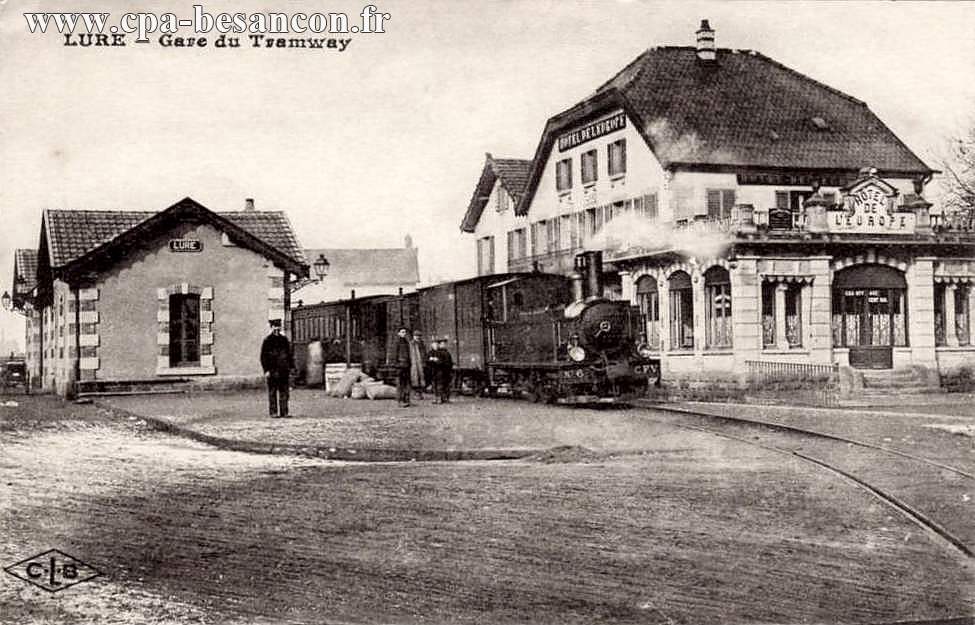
[636,403,975,562]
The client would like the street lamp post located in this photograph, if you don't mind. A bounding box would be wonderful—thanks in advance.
[312,255,329,390]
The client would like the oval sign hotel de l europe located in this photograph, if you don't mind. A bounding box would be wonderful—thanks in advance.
[7,21,975,397]
[461,21,974,391]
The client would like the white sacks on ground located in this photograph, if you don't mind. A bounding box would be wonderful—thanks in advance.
[306,341,324,387]
[364,380,397,400]
[327,366,365,397]
[350,383,367,400]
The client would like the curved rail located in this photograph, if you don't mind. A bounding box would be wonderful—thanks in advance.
[642,403,975,480]
[637,405,974,562]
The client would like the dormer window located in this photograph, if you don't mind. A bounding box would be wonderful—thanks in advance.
[581,149,598,185]
[811,116,829,131]
[556,158,572,193]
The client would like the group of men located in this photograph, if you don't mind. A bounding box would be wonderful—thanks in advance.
[260,319,455,417]
[393,327,454,408]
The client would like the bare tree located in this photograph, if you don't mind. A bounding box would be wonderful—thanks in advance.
[940,125,975,217]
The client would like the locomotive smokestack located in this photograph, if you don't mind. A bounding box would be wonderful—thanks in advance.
[569,271,585,302]
[585,250,603,300]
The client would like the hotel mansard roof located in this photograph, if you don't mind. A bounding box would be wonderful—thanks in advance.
[516,45,934,216]
[38,197,309,280]
[460,153,532,232]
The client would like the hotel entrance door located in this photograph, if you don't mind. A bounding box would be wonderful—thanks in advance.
[832,265,907,369]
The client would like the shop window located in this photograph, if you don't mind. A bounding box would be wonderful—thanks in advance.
[636,276,660,350]
[608,139,626,177]
[706,189,736,220]
[581,149,598,185]
[556,158,572,192]
[668,271,694,350]
[762,282,803,349]
[169,293,201,367]
[957,284,971,346]
[935,283,972,346]
[704,267,732,349]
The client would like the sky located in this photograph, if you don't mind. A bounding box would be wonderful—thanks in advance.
[1,0,974,352]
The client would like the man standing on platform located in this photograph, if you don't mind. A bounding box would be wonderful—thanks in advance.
[428,337,454,404]
[260,319,292,418]
[394,327,412,407]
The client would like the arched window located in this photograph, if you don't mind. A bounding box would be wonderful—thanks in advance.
[636,276,660,349]
[704,266,732,349]
[668,271,694,350]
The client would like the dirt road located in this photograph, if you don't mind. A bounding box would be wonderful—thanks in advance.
[2,396,972,624]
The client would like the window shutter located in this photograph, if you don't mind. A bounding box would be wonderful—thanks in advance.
[707,190,722,219]
[722,190,736,219]
[775,191,790,210]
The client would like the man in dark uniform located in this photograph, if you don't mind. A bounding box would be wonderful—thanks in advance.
[260,319,292,418]
[428,337,454,404]
[393,327,412,407]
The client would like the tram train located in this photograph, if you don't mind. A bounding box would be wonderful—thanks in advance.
[290,251,660,402]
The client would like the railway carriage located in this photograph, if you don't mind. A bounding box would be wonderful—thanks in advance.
[292,251,659,400]
[291,294,393,384]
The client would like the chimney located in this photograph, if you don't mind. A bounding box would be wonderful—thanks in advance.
[404,234,413,249]
[585,251,604,300]
[696,19,716,61]
[244,198,255,211]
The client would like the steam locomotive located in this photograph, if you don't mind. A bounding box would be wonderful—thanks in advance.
[290,251,660,402]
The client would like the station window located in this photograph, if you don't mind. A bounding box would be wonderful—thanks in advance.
[668,271,694,350]
[581,149,598,185]
[704,267,732,349]
[169,293,201,367]
[556,158,572,192]
[608,139,626,177]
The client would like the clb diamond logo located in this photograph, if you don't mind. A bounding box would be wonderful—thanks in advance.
[4,549,101,592]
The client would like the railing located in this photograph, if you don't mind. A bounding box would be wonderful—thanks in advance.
[746,360,838,383]
[746,359,840,407]
[931,212,975,232]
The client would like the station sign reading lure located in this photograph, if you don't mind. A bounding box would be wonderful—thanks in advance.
[169,239,203,252]
[558,112,626,152]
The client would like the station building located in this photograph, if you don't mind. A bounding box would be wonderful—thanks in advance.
[464,21,974,384]
[12,197,308,395]
[292,237,420,305]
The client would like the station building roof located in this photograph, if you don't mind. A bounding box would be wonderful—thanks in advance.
[39,197,308,281]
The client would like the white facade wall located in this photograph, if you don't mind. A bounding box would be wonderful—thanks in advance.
[472,182,529,274]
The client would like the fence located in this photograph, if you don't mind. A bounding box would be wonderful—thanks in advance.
[745,360,840,407]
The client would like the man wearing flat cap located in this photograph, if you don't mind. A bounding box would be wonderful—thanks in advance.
[260,318,292,418]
